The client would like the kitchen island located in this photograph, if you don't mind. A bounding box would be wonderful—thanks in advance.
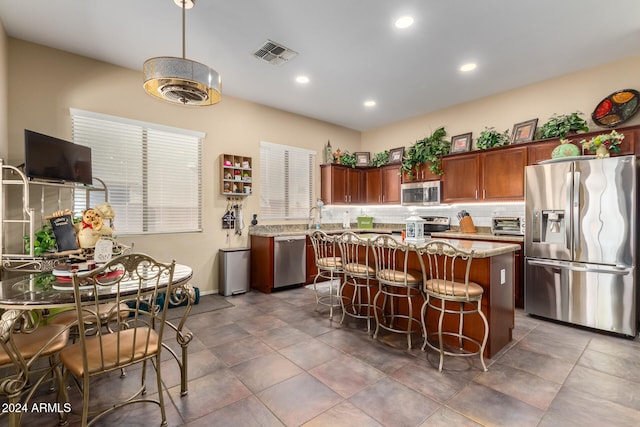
[249,226,519,357]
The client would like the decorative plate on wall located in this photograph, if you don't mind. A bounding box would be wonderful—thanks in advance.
[592,89,640,128]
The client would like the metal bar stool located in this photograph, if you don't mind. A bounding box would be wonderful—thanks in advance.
[337,232,376,333]
[309,230,343,320]
[370,235,424,349]
[418,240,488,372]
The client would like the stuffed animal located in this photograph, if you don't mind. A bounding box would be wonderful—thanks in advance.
[75,206,114,249]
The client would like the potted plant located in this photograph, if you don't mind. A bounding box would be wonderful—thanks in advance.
[370,150,389,167]
[476,127,510,150]
[400,127,449,176]
[24,223,57,256]
[339,151,357,168]
[537,112,589,139]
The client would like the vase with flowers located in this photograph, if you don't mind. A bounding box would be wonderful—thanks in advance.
[581,129,625,158]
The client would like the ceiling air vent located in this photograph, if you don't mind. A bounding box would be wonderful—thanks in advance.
[253,40,298,65]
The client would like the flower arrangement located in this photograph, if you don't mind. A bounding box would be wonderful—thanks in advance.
[581,130,625,154]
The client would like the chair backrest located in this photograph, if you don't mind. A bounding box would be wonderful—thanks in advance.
[309,230,341,270]
[419,240,475,299]
[370,235,424,286]
[71,253,176,374]
[337,231,373,276]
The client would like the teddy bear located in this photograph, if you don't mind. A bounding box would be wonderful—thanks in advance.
[75,204,114,249]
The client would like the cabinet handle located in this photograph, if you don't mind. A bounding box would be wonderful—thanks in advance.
[483,189,486,199]
[475,190,478,199]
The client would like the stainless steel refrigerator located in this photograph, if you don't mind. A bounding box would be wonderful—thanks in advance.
[524,155,638,336]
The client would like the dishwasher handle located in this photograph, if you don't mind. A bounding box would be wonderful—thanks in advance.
[274,235,307,242]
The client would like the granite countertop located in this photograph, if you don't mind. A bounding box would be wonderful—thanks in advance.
[355,234,520,258]
[250,225,520,258]
[249,223,403,237]
[431,231,524,243]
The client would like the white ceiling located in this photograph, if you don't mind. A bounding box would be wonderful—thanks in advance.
[1,0,639,131]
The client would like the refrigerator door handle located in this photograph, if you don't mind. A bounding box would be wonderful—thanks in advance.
[527,259,630,275]
[573,170,581,253]
[565,172,572,251]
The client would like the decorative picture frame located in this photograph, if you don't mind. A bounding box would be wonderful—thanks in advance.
[511,118,538,144]
[388,147,405,164]
[355,152,371,167]
[450,132,472,153]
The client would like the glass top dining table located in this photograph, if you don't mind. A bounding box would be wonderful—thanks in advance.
[0,263,196,396]
[0,263,193,309]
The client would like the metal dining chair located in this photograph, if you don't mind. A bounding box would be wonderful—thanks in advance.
[337,231,376,333]
[58,253,176,426]
[418,240,488,372]
[370,235,425,350]
[309,230,343,320]
[0,309,70,427]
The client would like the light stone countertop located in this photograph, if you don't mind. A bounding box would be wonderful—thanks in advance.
[431,231,524,243]
[249,225,520,258]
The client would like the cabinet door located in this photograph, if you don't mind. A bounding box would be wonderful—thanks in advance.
[416,162,440,182]
[366,168,382,203]
[346,168,364,203]
[442,154,480,203]
[381,164,401,204]
[482,147,526,201]
[320,165,348,204]
[527,140,559,165]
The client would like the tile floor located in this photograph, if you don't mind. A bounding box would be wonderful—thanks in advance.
[9,282,640,426]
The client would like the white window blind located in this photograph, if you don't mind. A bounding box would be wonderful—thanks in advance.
[260,141,315,220]
[70,108,203,235]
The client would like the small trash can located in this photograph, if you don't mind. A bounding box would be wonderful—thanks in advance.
[219,247,250,296]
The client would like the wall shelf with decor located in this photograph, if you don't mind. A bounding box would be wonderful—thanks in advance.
[220,154,252,196]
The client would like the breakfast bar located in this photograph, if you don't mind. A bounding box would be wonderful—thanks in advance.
[250,226,520,358]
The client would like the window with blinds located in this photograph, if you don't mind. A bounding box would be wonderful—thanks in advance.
[260,141,315,220]
[70,108,203,235]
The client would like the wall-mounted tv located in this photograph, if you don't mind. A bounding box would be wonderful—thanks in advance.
[24,129,93,185]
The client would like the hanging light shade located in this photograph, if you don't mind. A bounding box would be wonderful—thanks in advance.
[143,0,221,106]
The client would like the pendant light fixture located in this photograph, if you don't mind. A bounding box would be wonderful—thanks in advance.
[143,0,221,106]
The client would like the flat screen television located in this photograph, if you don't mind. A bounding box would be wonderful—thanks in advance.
[24,129,93,185]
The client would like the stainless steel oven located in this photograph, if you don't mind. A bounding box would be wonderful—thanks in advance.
[401,181,441,206]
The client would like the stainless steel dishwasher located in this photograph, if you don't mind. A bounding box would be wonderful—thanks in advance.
[273,235,307,288]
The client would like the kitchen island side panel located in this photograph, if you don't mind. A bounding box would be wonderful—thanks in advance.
[250,235,274,293]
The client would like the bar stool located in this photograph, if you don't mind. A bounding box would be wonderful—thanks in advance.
[418,240,488,372]
[309,230,343,320]
[337,232,376,333]
[370,235,425,349]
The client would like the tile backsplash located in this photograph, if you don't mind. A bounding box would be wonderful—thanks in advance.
[320,202,524,228]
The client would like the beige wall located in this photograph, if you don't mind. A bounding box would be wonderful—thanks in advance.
[6,38,360,293]
[362,56,640,153]
[0,20,8,159]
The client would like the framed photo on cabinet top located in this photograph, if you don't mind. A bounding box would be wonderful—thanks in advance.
[511,118,538,144]
[450,132,472,153]
[355,152,370,167]
[388,147,405,164]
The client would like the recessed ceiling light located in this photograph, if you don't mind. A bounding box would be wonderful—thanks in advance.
[364,100,376,107]
[395,16,414,29]
[460,63,477,72]
[296,75,310,84]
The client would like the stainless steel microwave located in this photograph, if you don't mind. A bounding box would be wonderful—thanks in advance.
[401,181,441,206]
